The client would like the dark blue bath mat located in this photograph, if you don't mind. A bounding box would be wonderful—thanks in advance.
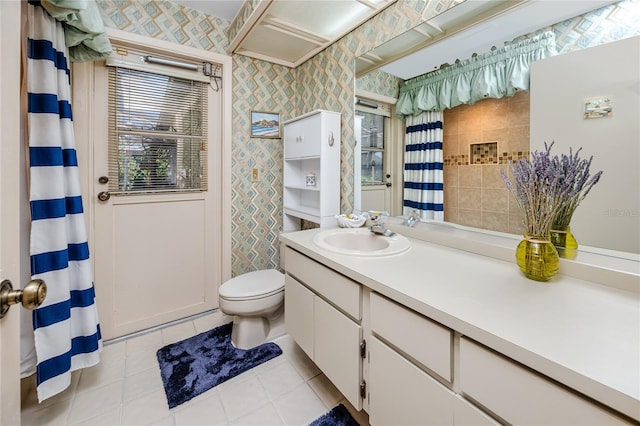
[309,404,360,426]
[156,322,282,408]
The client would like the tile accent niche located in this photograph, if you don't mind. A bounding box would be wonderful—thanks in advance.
[443,90,530,234]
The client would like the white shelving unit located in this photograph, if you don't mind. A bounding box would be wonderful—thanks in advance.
[283,110,341,232]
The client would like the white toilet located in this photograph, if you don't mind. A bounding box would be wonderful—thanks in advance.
[218,269,285,350]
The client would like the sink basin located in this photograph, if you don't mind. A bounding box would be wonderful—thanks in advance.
[312,228,411,257]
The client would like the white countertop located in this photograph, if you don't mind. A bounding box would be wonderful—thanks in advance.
[279,226,640,422]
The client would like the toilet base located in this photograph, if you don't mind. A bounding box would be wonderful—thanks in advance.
[230,307,285,350]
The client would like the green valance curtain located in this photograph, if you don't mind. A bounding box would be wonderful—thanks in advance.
[39,0,112,62]
[396,31,557,117]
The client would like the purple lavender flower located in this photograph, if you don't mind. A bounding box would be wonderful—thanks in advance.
[501,142,602,236]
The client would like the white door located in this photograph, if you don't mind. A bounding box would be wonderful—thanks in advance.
[74,42,228,340]
[1,1,23,423]
[356,108,392,214]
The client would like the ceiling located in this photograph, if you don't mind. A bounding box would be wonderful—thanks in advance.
[172,0,618,77]
[174,0,396,68]
[358,0,620,80]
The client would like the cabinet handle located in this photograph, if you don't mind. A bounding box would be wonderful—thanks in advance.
[328,131,334,147]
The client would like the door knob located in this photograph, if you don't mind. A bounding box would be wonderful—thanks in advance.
[0,279,47,319]
[97,191,111,201]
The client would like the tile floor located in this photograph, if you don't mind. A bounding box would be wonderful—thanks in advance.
[21,310,370,426]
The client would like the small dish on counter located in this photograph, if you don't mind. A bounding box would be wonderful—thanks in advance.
[335,214,366,228]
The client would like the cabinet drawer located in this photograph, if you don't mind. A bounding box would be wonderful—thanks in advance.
[284,247,361,320]
[369,337,454,426]
[459,338,629,425]
[370,292,452,381]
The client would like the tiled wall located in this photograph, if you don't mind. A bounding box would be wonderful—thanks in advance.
[443,91,530,234]
[96,0,640,276]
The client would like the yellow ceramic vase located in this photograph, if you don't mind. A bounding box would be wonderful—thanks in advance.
[550,225,578,260]
[515,234,559,282]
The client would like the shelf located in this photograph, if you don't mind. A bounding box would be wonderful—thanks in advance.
[283,110,340,231]
[284,205,321,222]
[284,185,321,191]
[285,156,320,161]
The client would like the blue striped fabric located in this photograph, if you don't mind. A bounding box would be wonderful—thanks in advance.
[403,111,445,221]
[27,3,101,402]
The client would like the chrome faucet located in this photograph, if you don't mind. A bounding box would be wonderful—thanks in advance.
[403,210,420,227]
[368,211,396,237]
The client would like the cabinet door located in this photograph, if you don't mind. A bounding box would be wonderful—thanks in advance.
[314,296,362,410]
[284,114,321,159]
[453,395,499,426]
[284,274,314,358]
[369,337,455,426]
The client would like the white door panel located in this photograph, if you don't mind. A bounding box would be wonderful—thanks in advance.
[1,1,23,422]
[78,45,224,340]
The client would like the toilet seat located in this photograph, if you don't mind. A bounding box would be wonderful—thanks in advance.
[219,269,284,301]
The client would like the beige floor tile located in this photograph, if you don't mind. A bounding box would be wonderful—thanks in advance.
[100,340,126,362]
[22,398,72,426]
[123,366,164,402]
[125,347,160,377]
[76,356,126,393]
[121,389,172,426]
[20,318,351,426]
[173,391,226,426]
[161,321,197,345]
[248,353,286,376]
[307,374,341,409]
[285,343,321,381]
[256,360,304,399]
[126,330,163,355]
[147,415,175,426]
[229,402,284,426]
[67,379,123,424]
[218,375,269,421]
[273,383,326,426]
[69,406,122,426]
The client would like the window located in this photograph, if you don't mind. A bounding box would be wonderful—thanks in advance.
[107,63,208,194]
[357,109,387,184]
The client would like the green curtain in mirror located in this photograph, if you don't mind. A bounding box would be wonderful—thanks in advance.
[396,31,557,116]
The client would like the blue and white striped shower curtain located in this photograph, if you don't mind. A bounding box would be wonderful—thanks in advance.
[403,111,444,221]
[27,2,101,402]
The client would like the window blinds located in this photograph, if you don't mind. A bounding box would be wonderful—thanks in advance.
[107,64,208,194]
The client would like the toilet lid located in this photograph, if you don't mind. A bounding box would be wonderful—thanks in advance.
[219,269,284,300]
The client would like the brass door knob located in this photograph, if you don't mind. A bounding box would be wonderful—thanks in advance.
[0,279,47,319]
[97,191,111,201]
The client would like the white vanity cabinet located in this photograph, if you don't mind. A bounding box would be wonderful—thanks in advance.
[279,228,639,425]
[282,110,341,232]
[283,246,364,409]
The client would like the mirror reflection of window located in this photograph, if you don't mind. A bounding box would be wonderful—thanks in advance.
[357,110,387,184]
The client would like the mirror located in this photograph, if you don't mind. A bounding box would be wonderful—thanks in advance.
[355,0,640,257]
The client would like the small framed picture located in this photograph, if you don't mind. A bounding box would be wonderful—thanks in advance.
[250,111,280,138]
